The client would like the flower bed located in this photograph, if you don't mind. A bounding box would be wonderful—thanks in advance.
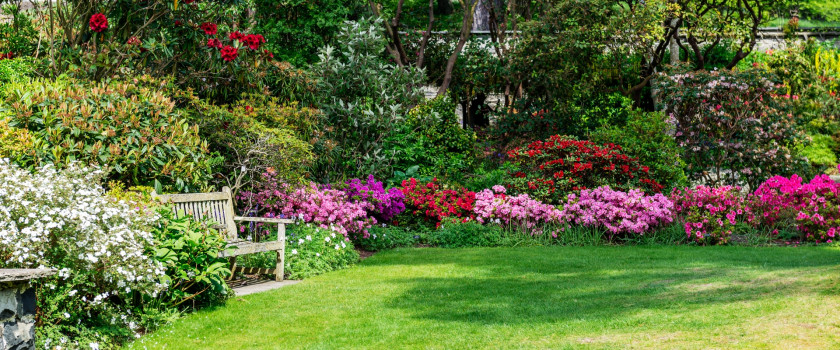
[560,186,673,236]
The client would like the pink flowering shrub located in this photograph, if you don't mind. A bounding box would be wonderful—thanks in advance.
[473,185,562,235]
[339,175,405,222]
[670,186,753,245]
[751,173,840,227]
[240,171,374,239]
[560,186,674,236]
[795,192,840,243]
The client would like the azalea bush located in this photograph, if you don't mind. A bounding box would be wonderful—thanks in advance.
[751,173,840,227]
[506,135,663,204]
[240,171,375,239]
[795,192,840,243]
[670,186,754,245]
[0,162,165,346]
[284,224,359,280]
[473,185,562,235]
[339,175,406,223]
[399,178,476,228]
[560,186,674,237]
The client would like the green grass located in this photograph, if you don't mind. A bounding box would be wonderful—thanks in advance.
[129,246,840,349]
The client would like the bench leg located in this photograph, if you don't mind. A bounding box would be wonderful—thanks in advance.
[228,256,237,281]
[276,223,286,281]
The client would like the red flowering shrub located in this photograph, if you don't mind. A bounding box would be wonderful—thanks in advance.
[243,34,266,50]
[89,13,108,33]
[206,38,222,49]
[399,178,476,227]
[199,22,217,35]
[506,135,663,204]
[229,31,245,41]
[220,46,238,62]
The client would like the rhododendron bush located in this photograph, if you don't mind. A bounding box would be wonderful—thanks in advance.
[751,173,840,227]
[507,135,663,205]
[399,178,476,227]
[560,186,674,236]
[339,175,406,223]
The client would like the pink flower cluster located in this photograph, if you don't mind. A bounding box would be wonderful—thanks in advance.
[473,185,562,234]
[560,186,673,235]
[240,171,374,239]
[751,174,840,226]
[670,186,753,244]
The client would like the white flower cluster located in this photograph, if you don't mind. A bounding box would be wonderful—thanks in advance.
[0,162,166,297]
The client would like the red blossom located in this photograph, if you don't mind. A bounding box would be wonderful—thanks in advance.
[220,45,238,62]
[199,22,217,36]
[89,13,108,33]
[229,31,245,41]
[207,38,222,49]
[243,34,266,50]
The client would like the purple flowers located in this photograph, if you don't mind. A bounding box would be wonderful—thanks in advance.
[560,186,674,235]
[341,175,406,222]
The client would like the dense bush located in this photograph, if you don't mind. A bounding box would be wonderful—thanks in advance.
[354,225,419,251]
[670,186,754,245]
[1,78,215,192]
[339,175,406,223]
[560,186,674,236]
[240,170,375,239]
[388,96,478,181]
[0,56,35,84]
[506,135,663,204]
[589,109,688,191]
[473,185,562,234]
[0,163,165,346]
[655,68,808,189]
[426,220,508,248]
[310,18,425,182]
[285,224,359,279]
[399,178,476,228]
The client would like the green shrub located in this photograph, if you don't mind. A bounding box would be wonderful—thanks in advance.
[285,224,360,279]
[389,96,478,181]
[1,78,215,192]
[0,56,36,84]
[800,133,838,169]
[355,225,419,251]
[588,109,688,191]
[426,220,507,248]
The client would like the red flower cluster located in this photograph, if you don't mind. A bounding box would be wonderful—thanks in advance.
[0,52,15,60]
[400,178,475,226]
[200,22,217,36]
[89,13,108,33]
[229,31,245,41]
[220,45,238,62]
[207,38,222,49]
[507,135,663,204]
[242,34,265,50]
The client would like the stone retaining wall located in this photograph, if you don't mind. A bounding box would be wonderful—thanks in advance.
[0,269,55,350]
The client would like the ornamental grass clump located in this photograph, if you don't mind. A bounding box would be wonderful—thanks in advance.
[560,186,674,237]
[670,186,754,245]
[473,185,562,235]
[0,162,165,345]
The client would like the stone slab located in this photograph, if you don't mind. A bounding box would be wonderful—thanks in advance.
[0,269,55,283]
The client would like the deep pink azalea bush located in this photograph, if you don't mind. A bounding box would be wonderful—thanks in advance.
[339,175,406,223]
[473,185,562,234]
[751,173,840,227]
[240,171,374,239]
[670,186,754,245]
[795,192,840,243]
[560,186,674,236]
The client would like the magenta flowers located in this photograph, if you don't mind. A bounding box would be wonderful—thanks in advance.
[341,175,406,222]
[473,185,562,234]
[670,186,753,244]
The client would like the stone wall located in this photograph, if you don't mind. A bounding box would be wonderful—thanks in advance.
[0,269,55,350]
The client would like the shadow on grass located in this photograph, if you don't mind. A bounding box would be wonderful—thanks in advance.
[377,246,840,326]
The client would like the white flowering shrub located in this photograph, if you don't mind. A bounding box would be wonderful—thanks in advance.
[0,162,166,347]
[284,224,360,280]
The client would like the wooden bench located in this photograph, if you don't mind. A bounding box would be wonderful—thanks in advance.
[154,187,293,281]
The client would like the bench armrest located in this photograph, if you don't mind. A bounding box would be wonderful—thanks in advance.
[233,216,295,224]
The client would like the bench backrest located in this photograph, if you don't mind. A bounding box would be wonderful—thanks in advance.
[155,186,238,241]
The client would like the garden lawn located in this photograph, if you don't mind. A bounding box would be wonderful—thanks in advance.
[129,246,840,349]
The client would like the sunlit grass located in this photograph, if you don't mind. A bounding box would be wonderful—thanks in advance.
[129,246,840,349]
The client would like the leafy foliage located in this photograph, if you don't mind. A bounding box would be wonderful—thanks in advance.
[285,224,359,280]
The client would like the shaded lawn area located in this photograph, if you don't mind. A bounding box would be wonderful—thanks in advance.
[129,246,840,349]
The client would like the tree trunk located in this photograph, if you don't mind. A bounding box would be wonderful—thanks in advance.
[437,0,477,96]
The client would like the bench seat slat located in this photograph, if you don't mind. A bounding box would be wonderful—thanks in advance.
[220,241,284,257]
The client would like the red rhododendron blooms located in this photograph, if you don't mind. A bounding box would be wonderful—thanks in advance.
[229,31,244,41]
[207,38,222,49]
[264,49,274,59]
[126,36,141,46]
[89,13,108,33]
[243,34,265,50]
[220,45,238,62]
[199,22,217,35]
